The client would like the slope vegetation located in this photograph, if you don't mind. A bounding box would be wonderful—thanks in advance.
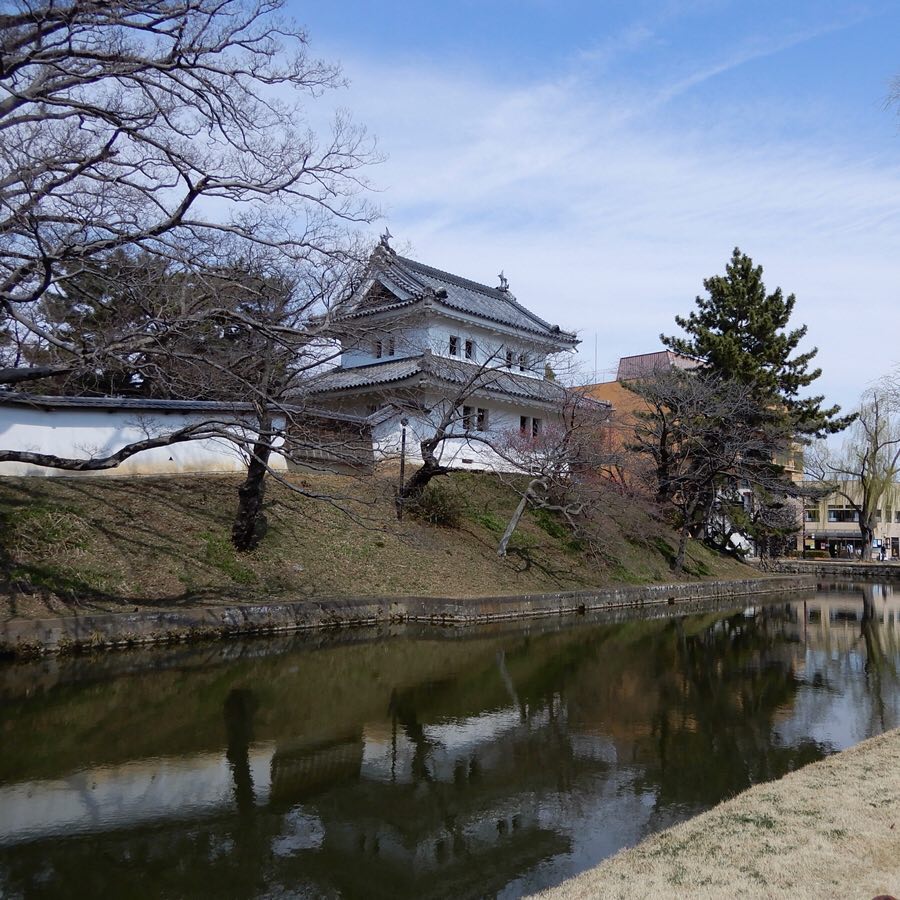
[0,472,753,621]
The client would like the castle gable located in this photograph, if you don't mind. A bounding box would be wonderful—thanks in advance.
[340,245,578,349]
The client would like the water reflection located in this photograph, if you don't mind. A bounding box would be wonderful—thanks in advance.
[1,584,899,898]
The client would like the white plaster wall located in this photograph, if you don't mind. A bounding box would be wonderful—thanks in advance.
[340,326,429,368]
[421,319,546,377]
[340,315,549,376]
[371,397,554,474]
[0,407,288,477]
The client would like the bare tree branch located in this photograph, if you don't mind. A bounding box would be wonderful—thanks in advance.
[806,389,900,560]
[0,0,379,387]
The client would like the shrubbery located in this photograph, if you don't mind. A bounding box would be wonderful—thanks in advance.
[410,483,464,528]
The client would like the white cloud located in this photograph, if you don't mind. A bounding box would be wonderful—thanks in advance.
[317,42,900,417]
[647,14,871,110]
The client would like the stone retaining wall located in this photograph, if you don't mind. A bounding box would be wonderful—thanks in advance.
[0,575,815,658]
[763,560,900,580]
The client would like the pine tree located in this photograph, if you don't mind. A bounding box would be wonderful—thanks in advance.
[661,247,851,439]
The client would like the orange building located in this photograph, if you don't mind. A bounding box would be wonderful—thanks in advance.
[587,350,805,553]
[585,350,699,444]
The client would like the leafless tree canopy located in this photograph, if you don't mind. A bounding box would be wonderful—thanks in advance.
[0,0,377,386]
[627,369,795,570]
[492,389,614,558]
[807,389,900,560]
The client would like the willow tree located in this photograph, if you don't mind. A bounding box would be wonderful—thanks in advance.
[808,391,900,561]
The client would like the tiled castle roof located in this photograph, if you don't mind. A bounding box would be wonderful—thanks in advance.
[0,392,369,423]
[339,248,578,347]
[308,353,578,406]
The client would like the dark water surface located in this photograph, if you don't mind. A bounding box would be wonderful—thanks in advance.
[1,582,899,899]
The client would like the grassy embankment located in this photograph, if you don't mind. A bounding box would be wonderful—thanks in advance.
[0,471,752,621]
[535,726,900,900]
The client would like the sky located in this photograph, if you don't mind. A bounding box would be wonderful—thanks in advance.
[290,0,900,416]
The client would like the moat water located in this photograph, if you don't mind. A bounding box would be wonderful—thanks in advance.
[1,582,899,899]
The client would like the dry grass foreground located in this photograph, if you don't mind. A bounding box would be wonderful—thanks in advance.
[534,728,900,900]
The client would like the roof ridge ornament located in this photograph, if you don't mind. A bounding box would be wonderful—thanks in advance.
[497,270,509,292]
[379,228,394,252]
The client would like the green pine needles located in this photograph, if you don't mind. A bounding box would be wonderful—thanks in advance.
[661,247,852,439]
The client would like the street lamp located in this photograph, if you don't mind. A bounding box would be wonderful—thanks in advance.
[398,417,409,521]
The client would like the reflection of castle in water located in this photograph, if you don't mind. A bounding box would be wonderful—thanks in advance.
[2,591,899,899]
[269,710,579,896]
[0,697,592,898]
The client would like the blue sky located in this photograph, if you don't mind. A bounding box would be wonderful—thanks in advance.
[290,0,900,415]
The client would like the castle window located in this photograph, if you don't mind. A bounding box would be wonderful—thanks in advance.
[505,349,514,367]
[477,408,489,431]
[519,416,541,437]
[465,339,475,360]
[387,337,395,356]
[518,353,527,372]
[373,340,383,359]
[449,335,459,356]
[463,405,474,430]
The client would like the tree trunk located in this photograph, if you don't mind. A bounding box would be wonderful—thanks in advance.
[859,520,875,561]
[674,523,690,574]
[655,425,672,505]
[497,477,549,557]
[395,441,448,515]
[688,485,716,538]
[673,495,703,574]
[498,494,529,558]
[232,418,273,552]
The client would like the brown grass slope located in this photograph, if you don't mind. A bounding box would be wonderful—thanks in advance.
[0,472,753,622]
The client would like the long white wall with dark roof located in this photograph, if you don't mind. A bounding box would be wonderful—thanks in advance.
[0,406,288,477]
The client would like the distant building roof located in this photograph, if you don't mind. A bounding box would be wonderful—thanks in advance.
[337,246,578,347]
[308,352,588,407]
[615,350,699,381]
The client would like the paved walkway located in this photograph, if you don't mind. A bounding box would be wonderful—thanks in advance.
[533,728,900,900]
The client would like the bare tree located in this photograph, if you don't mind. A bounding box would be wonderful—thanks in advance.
[386,349,582,516]
[0,1,386,549]
[2,246,383,550]
[0,0,377,395]
[387,349,511,508]
[627,369,794,572]
[807,390,900,561]
[210,255,379,551]
[493,390,613,558]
